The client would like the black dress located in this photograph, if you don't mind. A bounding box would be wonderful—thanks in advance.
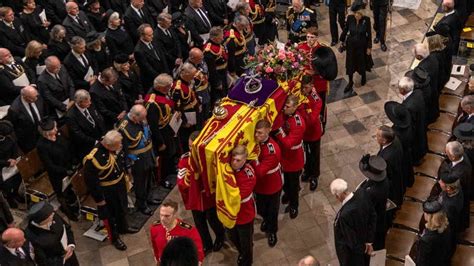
[117,70,144,108]
[340,15,372,75]
[416,228,452,266]
[20,7,50,44]
[105,26,135,58]
[46,39,71,61]
[88,47,111,72]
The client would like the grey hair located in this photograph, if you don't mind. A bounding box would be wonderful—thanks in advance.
[461,95,474,109]
[234,15,249,26]
[446,141,464,159]
[413,43,429,59]
[74,89,91,103]
[330,178,348,197]
[398,77,414,94]
[235,2,249,13]
[108,12,120,25]
[153,73,173,88]
[44,56,60,68]
[70,36,86,47]
[103,130,122,145]
[20,86,37,97]
[209,26,223,39]
[180,62,197,74]
[157,12,171,22]
[50,25,66,41]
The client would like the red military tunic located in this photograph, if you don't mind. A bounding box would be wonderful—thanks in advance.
[150,219,205,262]
[299,88,323,142]
[253,137,283,195]
[297,41,330,94]
[275,111,306,172]
[171,79,198,112]
[176,152,215,211]
[234,163,257,225]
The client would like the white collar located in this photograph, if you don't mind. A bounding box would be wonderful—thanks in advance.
[71,50,83,59]
[341,192,354,207]
[382,142,392,150]
[31,220,52,230]
[75,103,86,113]
[131,5,142,16]
[445,10,455,17]
[402,91,413,101]
[452,156,464,167]
[5,246,23,256]
[157,24,169,33]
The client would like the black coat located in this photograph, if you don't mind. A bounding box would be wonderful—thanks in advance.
[6,95,46,153]
[101,0,128,15]
[105,26,135,58]
[334,190,376,266]
[0,134,20,187]
[45,0,67,25]
[146,0,167,21]
[438,190,463,253]
[402,90,428,163]
[123,6,154,43]
[412,69,435,124]
[89,81,128,130]
[0,58,36,106]
[85,9,107,32]
[203,0,229,26]
[62,11,96,40]
[46,39,71,62]
[434,11,462,54]
[0,19,31,57]
[88,47,111,72]
[153,26,182,71]
[37,67,75,114]
[134,40,170,89]
[63,51,98,90]
[416,228,452,266]
[377,138,405,206]
[117,70,144,107]
[66,104,106,160]
[340,15,372,75]
[418,54,440,94]
[0,238,36,266]
[184,5,212,46]
[25,214,78,266]
[431,50,450,90]
[20,7,50,44]
[0,193,14,234]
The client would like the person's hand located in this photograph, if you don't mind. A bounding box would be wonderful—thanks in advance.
[134,98,144,104]
[155,156,160,166]
[117,111,126,120]
[96,200,106,206]
[175,111,182,120]
[88,75,97,85]
[216,85,223,91]
[7,159,17,167]
[223,19,229,25]
[175,58,183,66]
[366,48,371,55]
[43,21,50,27]
[159,144,166,151]
[64,246,74,260]
[364,243,374,255]
[67,100,75,110]
[8,222,15,228]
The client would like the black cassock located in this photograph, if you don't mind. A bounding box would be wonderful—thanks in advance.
[418,54,440,110]
[25,214,79,266]
[334,190,376,266]
[392,125,415,187]
[340,15,372,75]
[415,227,452,266]
[402,90,428,164]
[378,137,405,206]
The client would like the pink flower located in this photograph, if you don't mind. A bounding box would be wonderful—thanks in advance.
[292,62,299,68]
[265,66,274,73]
[269,53,274,57]
[278,53,286,60]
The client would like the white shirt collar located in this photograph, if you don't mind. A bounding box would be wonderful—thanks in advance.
[445,10,455,17]
[341,192,354,207]
[452,156,464,167]
[75,103,86,113]
[382,142,392,150]
[5,246,23,256]
[31,220,52,230]
[402,91,413,101]
[71,50,83,59]
[157,24,168,33]
[131,5,142,16]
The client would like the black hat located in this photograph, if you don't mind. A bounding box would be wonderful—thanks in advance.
[440,172,459,184]
[359,154,387,181]
[350,0,365,12]
[84,0,99,9]
[85,31,104,45]
[384,101,411,129]
[453,123,474,140]
[28,201,54,223]
[39,117,56,131]
[0,120,13,136]
[312,46,338,81]
[114,54,129,64]
[423,200,443,214]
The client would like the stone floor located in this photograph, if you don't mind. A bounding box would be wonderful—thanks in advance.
[15,1,445,265]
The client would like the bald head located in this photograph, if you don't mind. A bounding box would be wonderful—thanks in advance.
[2,228,26,249]
[298,255,320,266]
[442,0,454,11]
[189,48,203,64]
[129,104,147,123]
[66,1,79,16]
[45,56,61,74]
[413,43,429,60]
[21,86,39,103]
[0,48,13,65]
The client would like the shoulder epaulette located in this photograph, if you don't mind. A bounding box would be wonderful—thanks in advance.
[83,147,98,165]
[304,7,314,13]
[295,114,302,126]
[152,220,161,225]
[178,221,192,229]
[181,152,190,159]
[0,65,4,70]
[267,142,275,154]
[244,167,254,177]
[117,120,128,130]
[174,80,182,90]
[204,43,212,52]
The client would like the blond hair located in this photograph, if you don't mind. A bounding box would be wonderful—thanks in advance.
[425,211,449,233]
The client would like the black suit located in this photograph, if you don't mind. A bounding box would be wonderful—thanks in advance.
[434,11,462,55]
[45,0,67,25]
[371,0,389,44]
[329,0,346,43]
[89,81,128,129]
[66,104,106,160]
[46,39,71,62]
[184,6,212,45]
[402,90,427,164]
[6,95,46,153]
[0,194,14,234]
[357,178,389,250]
[134,40,169,89]
[25,214,79,266]
[123,6,154,43]
[101,0,128,15]
[153,26,182,71]
[146,0,167,21]
[204,0,229,26]
[0,19,31,57]
[37,68,75,115]
[62,11,96,40]
[0,238,36,266]
[63,51,98,90]
[378,138,405,206]
[0,59,36,106]
[334,190,376,266]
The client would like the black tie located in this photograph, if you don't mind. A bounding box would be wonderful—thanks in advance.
[198,9,211,29]
[84,109,96,127]
[80,54,88,67]
[139,9,144,19]
[28,103,40,125]
[148,43,160,60]
[16,248,25,259]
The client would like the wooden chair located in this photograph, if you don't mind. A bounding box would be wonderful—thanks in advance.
[441,80,467,98]
[427,130,450,155]
[439,95,461,115]
[414,153,445,179]
[393,201,423,233]
[16,149,55,202]
[385,228,418,262]
[405,175,437,202]
[428,112,456,135]
[451,245,474,266]
[70,169,98,221]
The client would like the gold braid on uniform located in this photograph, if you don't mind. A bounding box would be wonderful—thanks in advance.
[83,148,119,180]
[5,64,25,78]
[117,120,142,149]
[145,94,172,129]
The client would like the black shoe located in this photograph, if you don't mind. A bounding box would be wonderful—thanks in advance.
[203,247,212,256]
[260,221,267,232]
[374,37,380,44]
[267,233,277,247]
[125,227,139,234]
[284,205,290,213]
[361,75,367,86]
[237,255,243,265]
[139,206,153,216]
[344,82,353,93]
[147,198,162,205]
[289,208,298,219]
[310,178,318,191]
[281,194,289,205]
[113,238,127,251]
[161,180,173,189]
[330,41,337,46]
[301,174,310,183]
[381,43,387,52]
[213,238,224,252]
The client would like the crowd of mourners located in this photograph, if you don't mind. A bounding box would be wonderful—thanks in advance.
[0,0,473,265]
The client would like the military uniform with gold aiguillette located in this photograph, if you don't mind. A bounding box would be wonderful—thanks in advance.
[83,143,129,242]
[0,57,36,105]
[117,116,156,213]
[286,6,318,44]
[186,59,211,128]
[224,25,247,76]
[203,39,228,103]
